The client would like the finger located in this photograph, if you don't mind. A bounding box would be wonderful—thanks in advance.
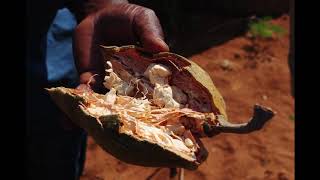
[74,15,105,92]
[76,83,93,92]
[73,15,95,74]
[133,8,169,53]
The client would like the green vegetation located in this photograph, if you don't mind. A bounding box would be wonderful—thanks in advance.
[248,17,286,38]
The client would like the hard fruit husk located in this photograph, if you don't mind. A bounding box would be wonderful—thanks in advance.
[47,45,274,170]
[48,87,200,170]
[100,45,228,119]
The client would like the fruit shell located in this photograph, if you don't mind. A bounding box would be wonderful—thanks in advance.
[100,45,228,120]
[47,87,200,170]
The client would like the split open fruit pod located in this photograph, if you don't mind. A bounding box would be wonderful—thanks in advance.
[47,45,275,170]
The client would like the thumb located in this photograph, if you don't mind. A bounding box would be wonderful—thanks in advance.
[133,8,169,53]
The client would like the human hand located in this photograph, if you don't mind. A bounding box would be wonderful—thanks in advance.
[73,3,169,92]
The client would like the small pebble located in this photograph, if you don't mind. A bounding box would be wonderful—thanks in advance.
[262,95,268,100]
[220,59,233,70]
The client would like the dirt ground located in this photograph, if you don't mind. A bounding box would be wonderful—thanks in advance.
[80,15,294,180]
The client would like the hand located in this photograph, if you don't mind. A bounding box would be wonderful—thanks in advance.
[76,83,93,92]
[73,3,169,92]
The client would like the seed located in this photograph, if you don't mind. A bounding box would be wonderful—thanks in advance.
[184,138,193,148]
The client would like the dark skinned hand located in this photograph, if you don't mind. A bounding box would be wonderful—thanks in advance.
[63,2,169,130]
[73,3,169,92]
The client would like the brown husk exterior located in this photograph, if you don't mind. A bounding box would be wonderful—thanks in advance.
[100,45,228,119]
[47,87,199,170]
[47,45,229,170]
